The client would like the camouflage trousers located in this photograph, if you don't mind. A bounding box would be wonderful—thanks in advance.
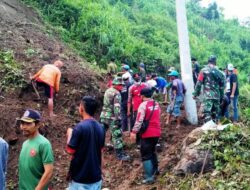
[100,118,123,150]
[201,99,220,123]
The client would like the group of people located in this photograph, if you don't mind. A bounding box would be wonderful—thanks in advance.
[193,55,239,124]
[0,55,240,190]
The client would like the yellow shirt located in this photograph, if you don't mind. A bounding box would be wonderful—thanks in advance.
[32,64,61,92]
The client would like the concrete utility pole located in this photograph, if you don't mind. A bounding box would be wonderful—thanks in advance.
[176,0,198,125]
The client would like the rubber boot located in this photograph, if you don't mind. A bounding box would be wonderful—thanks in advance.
[115,148,131,161]
[151,154,160,175]
[142,160,155,184]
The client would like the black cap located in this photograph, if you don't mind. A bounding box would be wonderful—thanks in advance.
[18,109,41,123]
[208,55,216,64]
[140,87,153,98]
[151,73,157,78]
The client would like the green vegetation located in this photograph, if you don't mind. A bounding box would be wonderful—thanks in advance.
[0,51,27,91]
[21,0,250,80]
[201,125,249,172]
[161,124,250,190]
[239,84,250,125]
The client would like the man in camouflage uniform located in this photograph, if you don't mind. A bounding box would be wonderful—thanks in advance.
[193,55,225,123]
[100,77,130,161]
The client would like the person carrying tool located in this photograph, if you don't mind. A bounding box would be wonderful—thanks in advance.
[30,60,64,117]
[166,71,186,128]
[130,87,161,184]
[100,77,130,161]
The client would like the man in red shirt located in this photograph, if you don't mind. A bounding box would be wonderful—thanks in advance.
[127,73,147,144]
[130,87,161,184]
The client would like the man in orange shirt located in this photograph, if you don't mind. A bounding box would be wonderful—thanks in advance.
[31,60,63,117]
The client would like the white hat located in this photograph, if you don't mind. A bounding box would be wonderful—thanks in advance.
[168,67,176,72]
[227,63,234,71]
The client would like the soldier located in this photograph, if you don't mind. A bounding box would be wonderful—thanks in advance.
[100,77,130,161]
[193,55,225,123]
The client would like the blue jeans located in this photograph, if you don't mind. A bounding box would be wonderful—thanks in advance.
[68,180,102,190]
[225,95,239,122]
[166,95,184,117]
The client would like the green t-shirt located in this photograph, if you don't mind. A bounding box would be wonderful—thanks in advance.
[19,134,54,190]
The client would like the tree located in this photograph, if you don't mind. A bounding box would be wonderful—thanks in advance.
[203,2,220,20]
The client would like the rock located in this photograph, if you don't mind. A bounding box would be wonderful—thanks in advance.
[173,121,227,175]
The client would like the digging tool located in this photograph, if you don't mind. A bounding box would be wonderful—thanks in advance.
[127,114,131,132]
[29,73,41,100]
[170,96,176,114]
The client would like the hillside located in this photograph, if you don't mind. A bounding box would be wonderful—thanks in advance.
[20,0,250,82]
[0,0,104,188]
[0,0,249,190]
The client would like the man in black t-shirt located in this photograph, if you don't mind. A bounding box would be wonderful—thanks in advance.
[66,96,105,189]
[225,64,239,122]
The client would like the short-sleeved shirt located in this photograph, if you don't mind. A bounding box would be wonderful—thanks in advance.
[229,73,239,96]
[128,83,148,111]
[0,138,8,190]
[155,77,167,89]
[122,72,133,83]
[107,62,117,74]
[33,64,61,92]
[68,119,105,184]
[171,78,185,99]
[19,134,54,190]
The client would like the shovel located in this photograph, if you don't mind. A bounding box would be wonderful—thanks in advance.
[29,73,41,100]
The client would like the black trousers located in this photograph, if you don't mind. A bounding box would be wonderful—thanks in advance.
[140,137,159,161]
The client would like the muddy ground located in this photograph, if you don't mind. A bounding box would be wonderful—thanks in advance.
[0,0,197,189]
[2,98,195,190]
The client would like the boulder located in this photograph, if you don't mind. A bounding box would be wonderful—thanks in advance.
[173,120,230,175]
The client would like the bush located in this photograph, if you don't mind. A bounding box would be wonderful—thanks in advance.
[239,84,250,124]
[0,51,27,91]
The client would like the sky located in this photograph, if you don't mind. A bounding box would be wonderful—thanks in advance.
[200,0,250,20]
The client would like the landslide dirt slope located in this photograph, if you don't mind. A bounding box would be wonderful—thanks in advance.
[0,0,105,189]
[0,1,196,189]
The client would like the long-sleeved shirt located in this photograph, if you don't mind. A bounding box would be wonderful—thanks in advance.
[132,99,161,138]
[32,64,61,92]
[100,87,121,121]
[0,138,8,190]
